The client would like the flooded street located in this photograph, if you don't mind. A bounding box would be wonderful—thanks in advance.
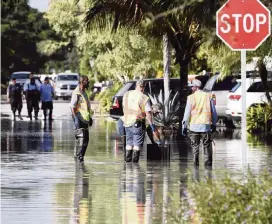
[1,118,272,224]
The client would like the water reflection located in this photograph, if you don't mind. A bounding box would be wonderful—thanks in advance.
[1,117,272,224]
[121,164,146,224]
[40,122,54,152]
[73,162,91,224]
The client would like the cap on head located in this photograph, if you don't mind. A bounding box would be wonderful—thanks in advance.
[12,78,16,81]
[79,75,88,83]
[44,77,49,81]
[136,79,144,87]
[192,79,202,88]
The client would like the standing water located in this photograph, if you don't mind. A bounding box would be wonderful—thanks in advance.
[1,118,272,223]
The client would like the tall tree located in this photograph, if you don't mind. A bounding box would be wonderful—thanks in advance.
[82,0,220,125]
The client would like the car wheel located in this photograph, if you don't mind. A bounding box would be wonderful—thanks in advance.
[223,118,236,129]
[55,96,58,100]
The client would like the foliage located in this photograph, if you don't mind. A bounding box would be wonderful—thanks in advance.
[47,0,163,81]
[197,43,240,77]
[1,0,65,81]
[247,104,272,133]
[148,90,180,130]
[94,82,123,113]
[167,170,272,224]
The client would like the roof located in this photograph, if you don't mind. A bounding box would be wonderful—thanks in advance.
[12,71,31,74]
[57,73,79,76]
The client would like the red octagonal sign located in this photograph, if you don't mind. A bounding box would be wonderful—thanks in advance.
[216,0,271,50]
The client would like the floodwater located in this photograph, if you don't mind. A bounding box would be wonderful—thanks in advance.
[1,118,272,224]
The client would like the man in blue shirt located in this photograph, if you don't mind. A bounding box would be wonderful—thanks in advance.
[182,79,217,167]
[40,77,55,121]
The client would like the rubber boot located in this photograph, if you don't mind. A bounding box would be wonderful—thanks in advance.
[125,150,133,162]
[132,150,140,163]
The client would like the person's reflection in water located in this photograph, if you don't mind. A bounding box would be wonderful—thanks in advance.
[121,163,146,224]
[73,162,91,224]
[193,166,213,183]
[41,122,53,152]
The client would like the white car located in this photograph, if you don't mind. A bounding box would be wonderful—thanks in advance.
[203,74,239,127]
[54,73,79,100]
[225,78,272,126]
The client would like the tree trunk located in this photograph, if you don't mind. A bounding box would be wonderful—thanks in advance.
[259,60,272,105]
[163,34,171,117]
[178,59,189,131]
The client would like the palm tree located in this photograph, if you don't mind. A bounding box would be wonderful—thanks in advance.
[82,0,220,125]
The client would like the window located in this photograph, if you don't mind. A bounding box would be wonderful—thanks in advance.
[57,75,78,81]
[115,82,135,96]
[230,82,241,92]
[11,73,30,79]
[204,75,238,91]
[247,81,272,92]
[144,80,164,95]
[170,79,180,94]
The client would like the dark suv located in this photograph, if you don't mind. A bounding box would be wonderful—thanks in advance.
[109,78,181,120]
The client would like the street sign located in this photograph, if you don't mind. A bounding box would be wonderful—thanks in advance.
[216,0,271,167]
[216,0,271,50]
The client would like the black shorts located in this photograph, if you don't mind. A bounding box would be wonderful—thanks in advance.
[41,101,53,110]
[10,98,22,111]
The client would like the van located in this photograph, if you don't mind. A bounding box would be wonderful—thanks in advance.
[54,73,79,100]
[10,71,31,87]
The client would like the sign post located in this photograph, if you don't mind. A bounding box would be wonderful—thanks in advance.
[216,0,271,166]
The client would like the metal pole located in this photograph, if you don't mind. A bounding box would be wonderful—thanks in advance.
[241,50,247,167]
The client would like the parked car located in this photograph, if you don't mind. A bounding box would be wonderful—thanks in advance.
[54,73,79,100]
[226,79,272,126]
[203,74,239,127]
[10,71,31,87]
[9,71,41,88]
[109,78,180,120]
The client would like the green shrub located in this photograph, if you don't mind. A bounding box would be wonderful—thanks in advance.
[167,170,272,224]
[247,103,272,133]
[1,84,7,95]
[94,82,123,113]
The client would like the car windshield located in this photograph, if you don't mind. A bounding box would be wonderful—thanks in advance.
[11,73,29,79]
[247,81,272,92]
[57,75,78,81]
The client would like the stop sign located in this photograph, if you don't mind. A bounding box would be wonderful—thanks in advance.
[216,0,271,50]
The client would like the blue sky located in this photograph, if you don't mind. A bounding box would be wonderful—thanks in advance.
[29,0,48,12]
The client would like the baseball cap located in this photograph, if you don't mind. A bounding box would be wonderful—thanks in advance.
[44,77,49,81]
[136,79,144,87]
[192,79,202,87]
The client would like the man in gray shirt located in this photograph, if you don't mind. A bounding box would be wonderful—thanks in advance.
[70,75,93,162]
